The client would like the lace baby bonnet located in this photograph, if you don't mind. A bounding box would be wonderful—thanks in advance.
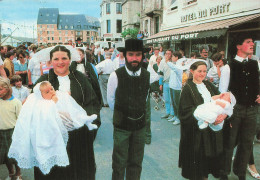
[8,81,70,175]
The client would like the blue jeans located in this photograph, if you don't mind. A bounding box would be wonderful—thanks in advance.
[163,82,174,116]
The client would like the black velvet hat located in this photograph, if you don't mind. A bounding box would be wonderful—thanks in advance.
[76,37,82,41]
[117,39,150,53]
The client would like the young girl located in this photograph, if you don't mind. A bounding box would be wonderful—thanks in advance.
[10,75,30,104]
[0,77,22,180]
[8,81,98,175]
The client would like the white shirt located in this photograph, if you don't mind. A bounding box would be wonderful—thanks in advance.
[57,75,71,93]
[12,86,30,103]
[196,82,211,103]
[218,64,230,93]
[107,66,159,110]
[158,59,171,82]
[0,56,3,65]
[113,57,125,70]
[76,64,86,75]
[95,59,114,75]
[149,54,159,67]
[220,55,247,94]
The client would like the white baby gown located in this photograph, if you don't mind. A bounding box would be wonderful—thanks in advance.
[8,84,97,175]
[194,98,235,131]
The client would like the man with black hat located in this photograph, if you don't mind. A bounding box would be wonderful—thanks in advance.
[107,39,152,180]
[75,37,84,47]
[220,33,260,180]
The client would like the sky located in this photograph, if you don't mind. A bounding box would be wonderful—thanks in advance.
[0,0,102,38]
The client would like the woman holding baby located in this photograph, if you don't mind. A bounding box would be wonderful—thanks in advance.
[178,61,227,180]
[33,45,101,179]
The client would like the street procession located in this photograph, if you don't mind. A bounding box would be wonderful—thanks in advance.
[0,0,260,180]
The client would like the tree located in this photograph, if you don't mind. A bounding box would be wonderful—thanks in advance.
[121,28,139,39]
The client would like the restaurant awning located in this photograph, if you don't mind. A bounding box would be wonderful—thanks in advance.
[144,13,260,44]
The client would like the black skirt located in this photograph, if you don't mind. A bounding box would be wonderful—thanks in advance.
[34,126,96,180]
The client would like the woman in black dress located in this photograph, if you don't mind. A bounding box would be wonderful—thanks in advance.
[178,61,226,180]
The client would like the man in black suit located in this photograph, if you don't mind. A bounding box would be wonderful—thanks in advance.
[220,33,260,180]
[94,50,104,64]
[75,37,84,47]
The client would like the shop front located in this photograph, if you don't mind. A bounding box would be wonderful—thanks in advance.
[144,13,260,58]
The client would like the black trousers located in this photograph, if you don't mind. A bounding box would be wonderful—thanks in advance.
[221,104,257,177]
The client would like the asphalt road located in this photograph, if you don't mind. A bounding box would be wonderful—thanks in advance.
[1,99,259,180]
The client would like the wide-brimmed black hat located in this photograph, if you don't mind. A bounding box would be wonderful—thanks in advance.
[117,39,150,53]
[76,37,82,41]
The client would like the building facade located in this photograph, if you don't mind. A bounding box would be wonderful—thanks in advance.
[140,0,164,38]
[122,0,140,30]
[143,0,260,58]
[37,8,100,45]
[100,0,123,44]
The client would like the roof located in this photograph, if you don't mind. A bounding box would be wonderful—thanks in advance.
[37,8,59,24]
[37,8,100,31]
[147,13,260,40]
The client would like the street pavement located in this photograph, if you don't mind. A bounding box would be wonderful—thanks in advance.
[1,98,259,180]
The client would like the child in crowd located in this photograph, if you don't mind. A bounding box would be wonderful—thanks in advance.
[8,81,97,175]
[0,77,22,180]
[11,75,30,104]
[194,92,236,131]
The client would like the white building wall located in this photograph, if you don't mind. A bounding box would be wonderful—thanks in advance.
[162,0,260,31]
[100,0,123,42]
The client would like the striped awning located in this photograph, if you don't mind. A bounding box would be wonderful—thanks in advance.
[144,13,260,44]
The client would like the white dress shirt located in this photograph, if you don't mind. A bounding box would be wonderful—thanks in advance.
[107,66,159,110]
[95,59,114,75]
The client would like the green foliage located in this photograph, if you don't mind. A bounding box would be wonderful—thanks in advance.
[121,28,139,39]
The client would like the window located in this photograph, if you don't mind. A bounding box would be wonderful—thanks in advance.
[107,20,111,33]
[71,25,74,29]
[46,13,49,16]
[59,37,62,40]
[59,31,61,34]
[52,37,54,40]
[65,25,68,29]
[48,37,50,40]
[59,25,62,29]
[52,19,55,23]
[155,16,159,34]
[47,31,50,34]
[77,31,81,35]
[87,31,90,36]
[77,25,81,29]
[116,3,122,14]
[47,25,49,28]
[116,20,122,33]
[52,31,54,34]
[183,0,197,6]
[169,0,178,11]
[84,25,87,29]
[71,31,73,34]
[106,3,110,14]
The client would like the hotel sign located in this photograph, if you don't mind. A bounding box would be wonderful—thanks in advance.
[181,2,231,23]
[145,33,199,44]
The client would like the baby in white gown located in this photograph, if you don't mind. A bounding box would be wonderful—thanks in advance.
[8,81,97,175]
[194,92,236,131]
